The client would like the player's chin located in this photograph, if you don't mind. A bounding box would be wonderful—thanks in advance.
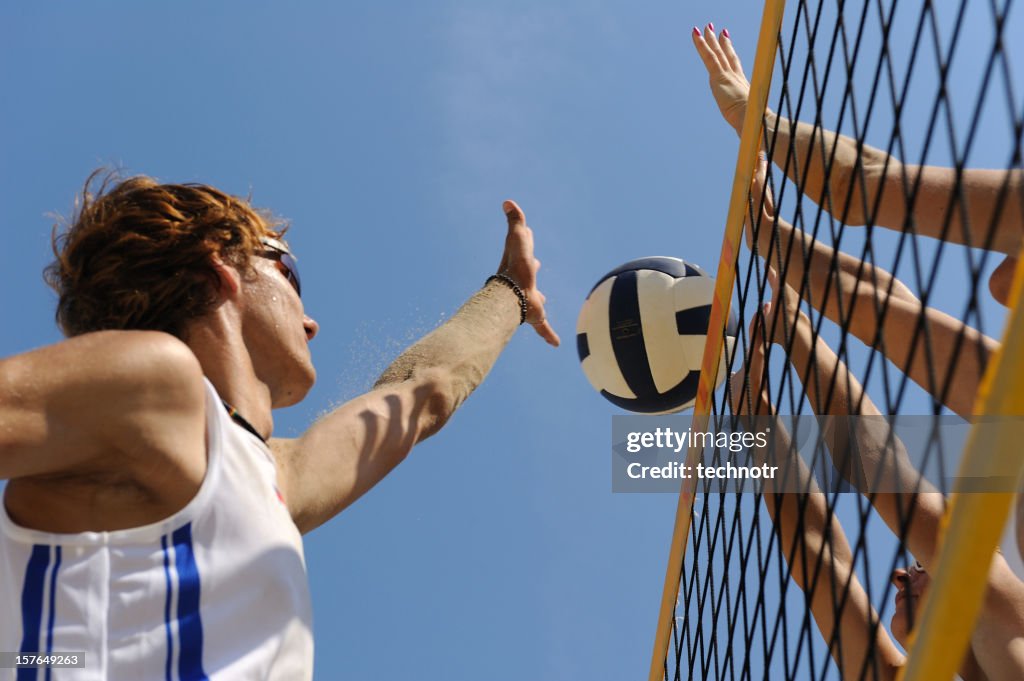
[273,363,317,408]
[293,363,317,402]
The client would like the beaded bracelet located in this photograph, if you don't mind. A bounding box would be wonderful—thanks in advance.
[485,273,528,324]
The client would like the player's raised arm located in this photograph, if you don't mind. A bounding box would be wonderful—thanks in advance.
[730,322,905,681]
[273,200,559,534]
[769,273,1024,680]
[745,155,996,418]
[693,23,1024,255]
[760,268,947,563]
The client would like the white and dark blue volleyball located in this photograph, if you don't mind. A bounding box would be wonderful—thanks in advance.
[576,257,738,414]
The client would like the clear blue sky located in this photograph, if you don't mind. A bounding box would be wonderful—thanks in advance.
[1,2,1020,680]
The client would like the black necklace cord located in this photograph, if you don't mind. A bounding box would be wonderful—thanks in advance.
[221,400,269,445]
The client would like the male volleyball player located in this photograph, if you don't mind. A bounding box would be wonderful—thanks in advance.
[0,174,559,679]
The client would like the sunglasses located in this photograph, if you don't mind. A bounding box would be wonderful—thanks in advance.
[257,236,302,297]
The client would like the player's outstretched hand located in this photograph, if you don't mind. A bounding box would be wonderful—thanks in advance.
[497,200,560,347]
[692,23,750,134]
[729,311,770,417]
[744,153,777,250]
[764,267,811,348]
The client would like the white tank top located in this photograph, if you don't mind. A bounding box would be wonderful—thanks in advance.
[0,379,314,680]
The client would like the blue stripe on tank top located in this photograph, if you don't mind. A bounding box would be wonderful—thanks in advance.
[172,523,209,681]
[43,546,62,681]
[162,535,175,681]
[17,544,50,681]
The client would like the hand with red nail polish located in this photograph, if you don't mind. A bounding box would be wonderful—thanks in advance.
[691,23,750,133]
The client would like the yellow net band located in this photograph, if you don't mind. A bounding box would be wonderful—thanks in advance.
[647,3,788,679]
[897,242,1024,681]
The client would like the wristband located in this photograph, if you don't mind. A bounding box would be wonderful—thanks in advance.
[486,273,528,324]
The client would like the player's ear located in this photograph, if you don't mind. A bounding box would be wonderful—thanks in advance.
[209,253,242,302]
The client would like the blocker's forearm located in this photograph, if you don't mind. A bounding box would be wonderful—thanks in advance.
[762,111,1023,253]
[762,109,894,228]
[748,416,902,678]
[374,280,521,424]
[786,322,947,566]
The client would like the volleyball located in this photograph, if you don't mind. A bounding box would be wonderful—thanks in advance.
[576,257,737,414]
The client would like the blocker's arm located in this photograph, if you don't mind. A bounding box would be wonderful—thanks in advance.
[761,110,1024,254]
[693,25,1024,253]
[776,280,1024,681]
[731,365,905,680]
[747,156,997,420]
[274,201,559,534]
[774,280,947,568]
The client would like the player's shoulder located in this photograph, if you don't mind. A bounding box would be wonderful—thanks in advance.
[0,330,208,492]
[96,329,204,391]
[80,330,207,425]
[3,329,207,435]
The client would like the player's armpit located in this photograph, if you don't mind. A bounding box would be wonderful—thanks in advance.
[0,330,207,482]
[272,368,453,534]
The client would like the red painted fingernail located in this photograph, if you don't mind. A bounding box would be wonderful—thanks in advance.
[723,28,730,39]
[708,22,715,32]
[693,26,700,36]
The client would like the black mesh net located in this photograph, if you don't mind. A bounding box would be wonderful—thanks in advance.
[661,1,1023,678]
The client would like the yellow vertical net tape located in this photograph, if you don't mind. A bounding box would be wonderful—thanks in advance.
[896,246,1024,680]
[647,2,787,679]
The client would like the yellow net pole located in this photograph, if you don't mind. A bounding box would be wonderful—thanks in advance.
[647,3,786,679]
[896,245,1024,681]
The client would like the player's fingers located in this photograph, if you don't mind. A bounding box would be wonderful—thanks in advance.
[751,153,773,217]
[745,155,766,234]
[746,305,760,340]
[754,303,771,350]
[746,306,770,399]
[767,277,799,345]
[753,151,767,191]
[504,211,534,254]
[749,158,764,207]
[532,317,561,347]
[728,370,747,414]
[692,26,723,73]
[503,199,525,231]
[762,190,776,221]
[513,225,536,270]
[719,29,745,74]
[755,152,778,217]
[496,201,521,272]
[704,23,728,65]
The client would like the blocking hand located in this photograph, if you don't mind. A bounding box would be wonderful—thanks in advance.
[497,200,560,347]
[692,23,751,134]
